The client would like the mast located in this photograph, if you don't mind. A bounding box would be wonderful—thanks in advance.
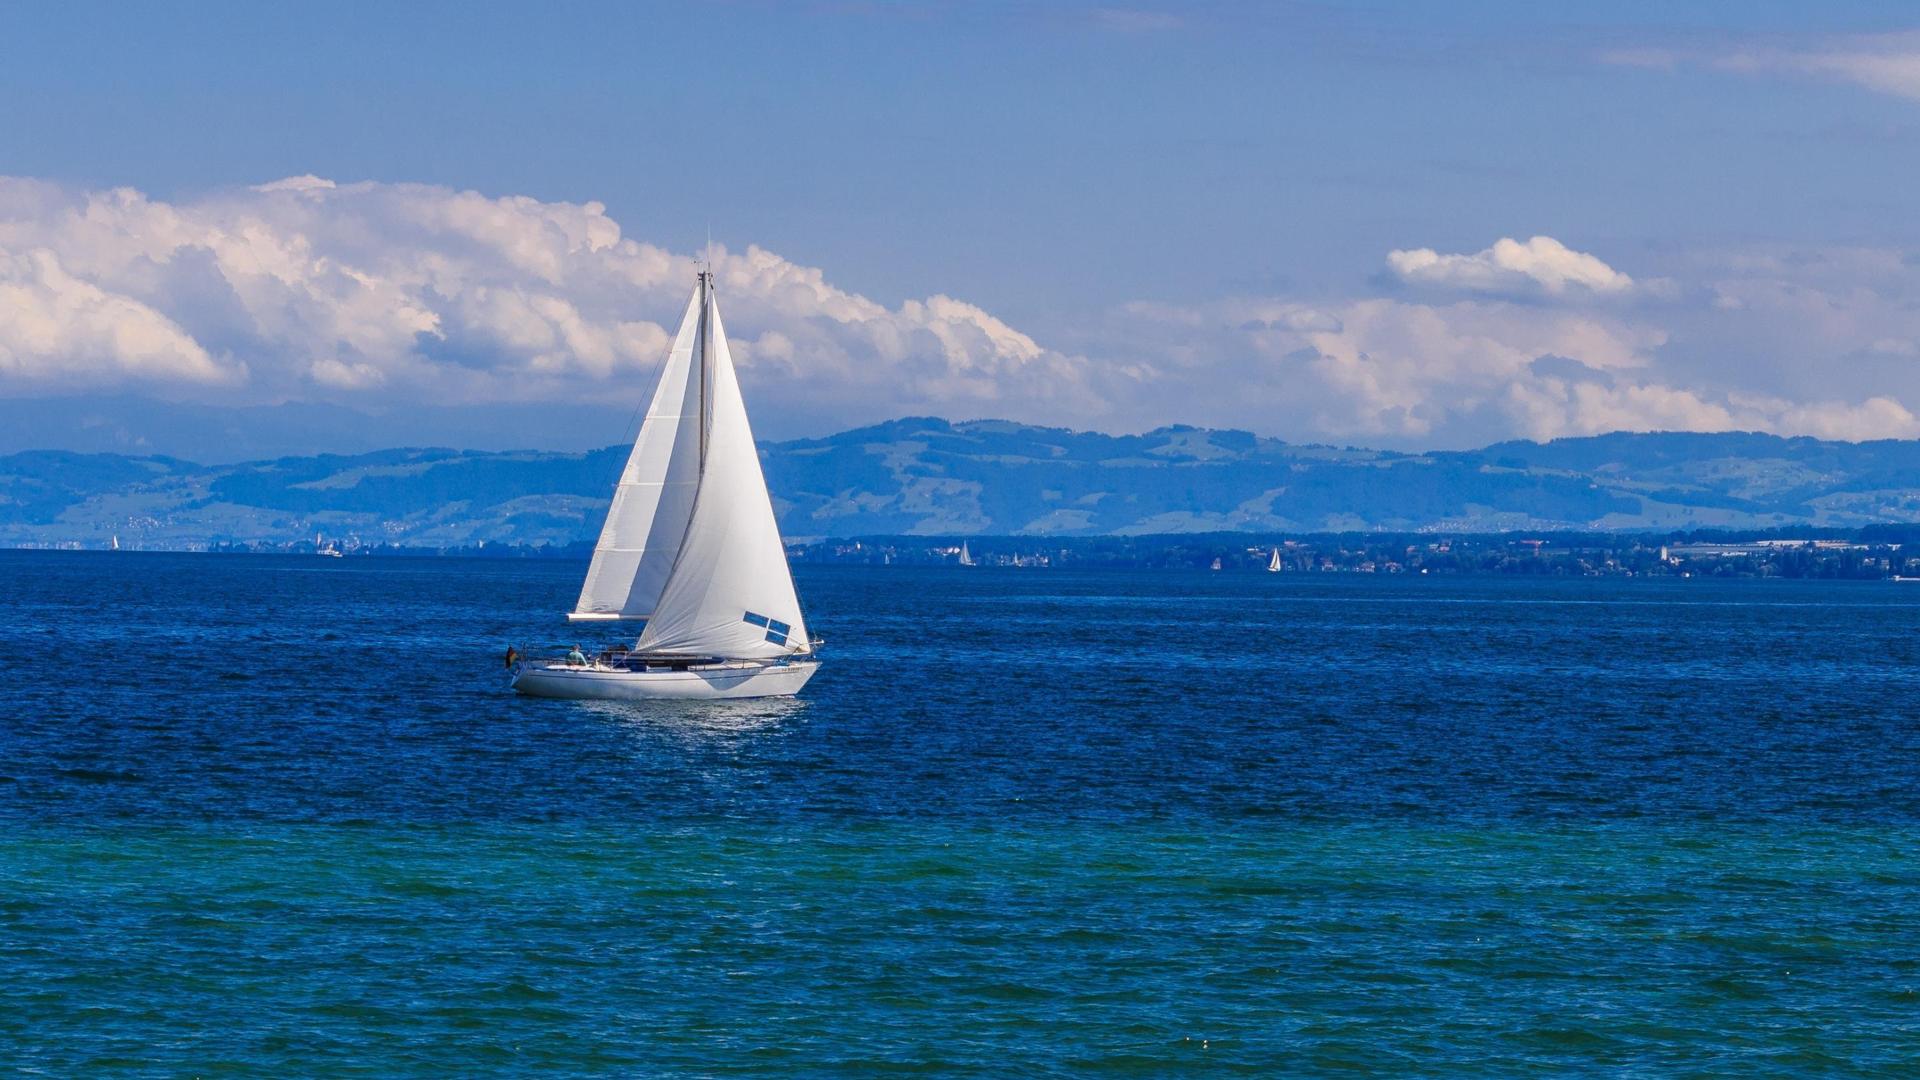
[697,269,712,470]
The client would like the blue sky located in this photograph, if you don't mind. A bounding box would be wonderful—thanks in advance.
[4,2,1920,451]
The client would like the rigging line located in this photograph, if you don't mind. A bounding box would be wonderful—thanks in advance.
[600,239,712,498]
[594,293,678,501]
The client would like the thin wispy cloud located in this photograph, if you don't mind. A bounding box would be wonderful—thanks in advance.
[1602,30,1920,103]
[1087,8,1183,34]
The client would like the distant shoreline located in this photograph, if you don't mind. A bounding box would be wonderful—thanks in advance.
[11,526,1920,580]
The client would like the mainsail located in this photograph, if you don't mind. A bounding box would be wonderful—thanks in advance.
[573,272,811,659]
[570,289,706,621]
[635,285,810,658]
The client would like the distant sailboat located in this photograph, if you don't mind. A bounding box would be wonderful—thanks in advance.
[110,533,120,552]
[1210,556,1223,571]
[1267,547,1282,572]
[512,270,819,701]
[316,532,344,558]
[958,541,975,567]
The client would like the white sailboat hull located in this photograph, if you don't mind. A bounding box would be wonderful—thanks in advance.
[512,658,819,701]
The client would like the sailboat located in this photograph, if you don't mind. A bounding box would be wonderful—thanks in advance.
[957,541,975,567]
[1267,547,1282,572]
[110,534,120,552]
[1210,557,1223,571]
[511,270,819,701]
[315,532,344,558]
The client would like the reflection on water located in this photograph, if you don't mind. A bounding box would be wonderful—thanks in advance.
[578,694,812,740]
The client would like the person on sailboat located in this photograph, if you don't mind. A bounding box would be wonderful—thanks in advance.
[566,644,589,667]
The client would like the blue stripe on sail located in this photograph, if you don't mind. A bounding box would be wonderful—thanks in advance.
[768,619,791,636]
[743,611,769,627]
[765,630,788,646]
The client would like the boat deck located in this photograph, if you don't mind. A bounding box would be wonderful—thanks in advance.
[532,651,814,674]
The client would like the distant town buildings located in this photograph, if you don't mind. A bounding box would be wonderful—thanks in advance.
[775,533,1915,579]
[25,529,1918,580]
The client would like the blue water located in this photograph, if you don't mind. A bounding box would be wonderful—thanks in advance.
[5,552,1920,1074]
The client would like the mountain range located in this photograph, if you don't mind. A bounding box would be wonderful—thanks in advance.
[8,417,1920,549]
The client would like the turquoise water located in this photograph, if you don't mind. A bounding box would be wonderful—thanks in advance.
[5,553,1920,1074]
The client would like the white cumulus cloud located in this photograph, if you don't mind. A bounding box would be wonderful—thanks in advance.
[0,176,1099,430]
[0,248,235,385]
[1103,282,1920,446]
[1387,236,1637,297]
[3,176,1919,449]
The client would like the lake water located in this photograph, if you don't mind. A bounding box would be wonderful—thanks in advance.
[4,551,1920,1074]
